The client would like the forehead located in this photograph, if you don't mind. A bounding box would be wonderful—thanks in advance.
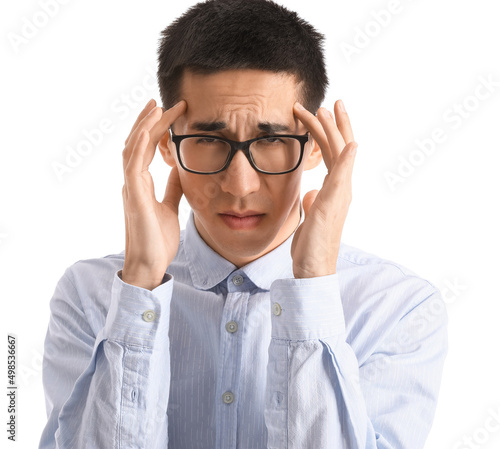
[177,69,302,132]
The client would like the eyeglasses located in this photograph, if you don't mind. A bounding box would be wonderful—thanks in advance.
[170,130,309,175]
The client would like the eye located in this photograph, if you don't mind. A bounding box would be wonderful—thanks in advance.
[260,136,284,144]
[195,137,218,144]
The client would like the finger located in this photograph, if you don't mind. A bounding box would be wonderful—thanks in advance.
[322,141,358,199]
[148,100,187,145]
[124,129,150,184]
[317,107,346,163]
[124,101,186,174]
[302,190,319,218]
[293,102,333,168]
[123,106,163,169]
[162,166,183,213]
[334,100,354,145]
[124,99,157,146]
[139,101,187,171]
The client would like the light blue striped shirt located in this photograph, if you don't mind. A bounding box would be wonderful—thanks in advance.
[39,212,447,448]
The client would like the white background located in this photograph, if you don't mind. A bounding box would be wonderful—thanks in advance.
[1,0,499,447]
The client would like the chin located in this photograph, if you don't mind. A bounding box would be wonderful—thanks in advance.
[217,234,271,257]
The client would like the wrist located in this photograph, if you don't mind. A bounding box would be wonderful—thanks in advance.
[120,266,166,290]
[293,264,337,279]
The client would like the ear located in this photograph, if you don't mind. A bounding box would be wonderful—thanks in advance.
[303,135,323,171]
[158,131,176,167]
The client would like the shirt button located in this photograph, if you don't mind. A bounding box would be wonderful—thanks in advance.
[272,303,282,316]
[222,391,234,404]
[142,310,156,322]
[232,274,244,286]
[225,321,238,333]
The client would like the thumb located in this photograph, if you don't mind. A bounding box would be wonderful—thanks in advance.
[162,166,183,212]
[302,190,319,218]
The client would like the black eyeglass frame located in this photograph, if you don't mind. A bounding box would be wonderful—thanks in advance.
[169,130,309,175]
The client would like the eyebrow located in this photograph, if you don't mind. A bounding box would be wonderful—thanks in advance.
[191,121,292,134]
[258,122,291,134]
[191,121,226,132]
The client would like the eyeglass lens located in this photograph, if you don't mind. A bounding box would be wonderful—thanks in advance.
[179,136,301,173]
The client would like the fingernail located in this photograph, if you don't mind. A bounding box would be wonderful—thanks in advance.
[295,102,305,111]
[319,108,332,119]
[146,98,155,108]
[339,100,346,113]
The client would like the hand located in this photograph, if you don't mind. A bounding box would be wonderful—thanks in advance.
[291,100,357,278]
[121,99,187,290]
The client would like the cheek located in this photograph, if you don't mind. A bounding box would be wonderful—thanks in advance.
[266,173,302,208]
[180,173,220,212]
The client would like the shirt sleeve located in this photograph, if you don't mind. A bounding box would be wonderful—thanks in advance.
[38,266,173,449]
[265,274,448,449]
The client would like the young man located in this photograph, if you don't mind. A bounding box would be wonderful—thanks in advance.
[39,1,447,448]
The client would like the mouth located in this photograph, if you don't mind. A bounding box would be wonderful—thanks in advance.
[219,211,265,230]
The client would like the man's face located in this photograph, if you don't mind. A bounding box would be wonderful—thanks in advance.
[160,69,321,267]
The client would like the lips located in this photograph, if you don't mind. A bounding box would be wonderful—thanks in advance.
[219,211,265,230]
[220,210,263,218]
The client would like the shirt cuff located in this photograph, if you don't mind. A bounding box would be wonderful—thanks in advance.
[102,270,173,348]
[269,274,345,340]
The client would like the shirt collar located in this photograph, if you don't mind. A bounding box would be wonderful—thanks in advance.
[183,205,303,291]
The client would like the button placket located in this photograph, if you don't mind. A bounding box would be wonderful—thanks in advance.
[217,287,248,432]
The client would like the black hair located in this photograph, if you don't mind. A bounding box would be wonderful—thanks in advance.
[157,0,328,112]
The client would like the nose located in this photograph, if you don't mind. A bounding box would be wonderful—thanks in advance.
[219,150,261,196]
